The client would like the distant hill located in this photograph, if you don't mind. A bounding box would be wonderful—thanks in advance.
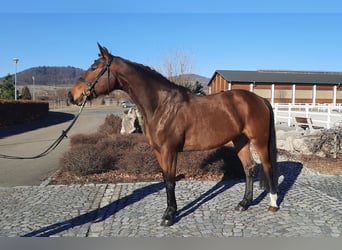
[1,66,85,87]
[1,66,210,87]
[178,73,210,85]
[169,73,210,87]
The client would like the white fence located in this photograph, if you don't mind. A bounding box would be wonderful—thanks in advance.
[273,103,342,129]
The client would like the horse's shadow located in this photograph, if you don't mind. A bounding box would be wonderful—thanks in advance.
[23,161,302,237]
[175,161,303,223]
[23,182,165,237]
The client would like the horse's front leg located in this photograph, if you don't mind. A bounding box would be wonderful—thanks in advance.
[154,149,178,226]
[161,173,177,226]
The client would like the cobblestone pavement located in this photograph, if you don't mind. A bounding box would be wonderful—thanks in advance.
[0,162,341,237]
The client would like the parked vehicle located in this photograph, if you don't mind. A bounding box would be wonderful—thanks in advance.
[121,101,136,108]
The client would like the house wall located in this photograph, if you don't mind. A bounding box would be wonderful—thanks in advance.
[210,73,229,93]
[208,73,342,104]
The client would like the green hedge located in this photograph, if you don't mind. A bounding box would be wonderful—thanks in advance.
[0,100,49,126]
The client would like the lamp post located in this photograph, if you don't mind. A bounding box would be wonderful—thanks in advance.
[32,76,35,101]
[13,58,19,100]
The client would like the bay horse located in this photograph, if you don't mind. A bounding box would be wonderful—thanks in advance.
[68,44,279,226]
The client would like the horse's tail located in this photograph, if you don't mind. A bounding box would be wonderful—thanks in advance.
[259,99,278,192]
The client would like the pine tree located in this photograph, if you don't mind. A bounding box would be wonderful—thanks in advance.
[21,86,32,100]
[0,74,15,99]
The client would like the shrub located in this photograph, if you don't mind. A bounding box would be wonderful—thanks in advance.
[177,147,245,180]
[60,143,118,175]
[59,113,246,181]
[69,132,107,146]
[98,113,122,135]
[117,136,159,175]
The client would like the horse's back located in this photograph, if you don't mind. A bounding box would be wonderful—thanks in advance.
[190,89,268,125]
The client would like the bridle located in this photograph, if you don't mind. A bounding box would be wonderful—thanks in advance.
[78,56,113,98]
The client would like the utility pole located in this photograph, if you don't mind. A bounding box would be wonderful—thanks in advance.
[32,76,35,101]
[13,58,19,100]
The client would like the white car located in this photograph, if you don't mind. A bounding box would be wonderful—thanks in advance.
[121,101,136,108]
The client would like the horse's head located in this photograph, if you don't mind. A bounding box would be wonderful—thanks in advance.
[68,43,117,105]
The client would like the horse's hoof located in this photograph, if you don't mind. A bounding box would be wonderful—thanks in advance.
[235,200,251,212]
[235,204,248,212]
[160,218,174,227]
[268,206,279,213]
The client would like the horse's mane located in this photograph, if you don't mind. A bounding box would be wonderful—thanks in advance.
[116,56,191,93]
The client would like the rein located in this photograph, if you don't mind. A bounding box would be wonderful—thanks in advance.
[0,57,113,160]
[0,98,87,160]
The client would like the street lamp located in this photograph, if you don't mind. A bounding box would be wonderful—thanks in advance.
[32,76,35,101]
[13,58,19,100]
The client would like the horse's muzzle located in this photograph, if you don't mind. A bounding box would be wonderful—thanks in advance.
[68,91,85,106]
[68,91,76,105]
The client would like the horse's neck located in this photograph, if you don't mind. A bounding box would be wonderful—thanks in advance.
[118,72,164,120]
[116,58,182,122]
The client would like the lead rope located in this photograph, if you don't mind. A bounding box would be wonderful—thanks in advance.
[0,98,87,160]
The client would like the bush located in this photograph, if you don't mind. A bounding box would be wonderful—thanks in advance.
[98,113,122,135]
[61,143,118,175]
[69,132,107,146]
[177,146,245,180]
[59,113,245,181]
[118,135,159,175]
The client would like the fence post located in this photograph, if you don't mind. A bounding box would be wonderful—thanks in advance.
[327,104,331,129]
[288,103,292,127]
[274,103,278,124]
[305,104,309,118]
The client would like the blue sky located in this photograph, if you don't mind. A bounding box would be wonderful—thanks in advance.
[1,1,342,79]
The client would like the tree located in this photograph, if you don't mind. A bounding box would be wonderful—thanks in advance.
[21,86,32,100]
[0,74,15,99]
[163,49,193,85]
[162,50,205,96]
[187,81,206,96]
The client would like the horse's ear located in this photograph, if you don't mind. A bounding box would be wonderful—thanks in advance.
[97,42,103,52]
[97,42,109,59]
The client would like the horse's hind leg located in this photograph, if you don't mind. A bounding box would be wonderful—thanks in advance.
[233,137,256,211]
[253,142,279,212]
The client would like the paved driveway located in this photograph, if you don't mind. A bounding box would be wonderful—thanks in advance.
[0,106,120,187]
[0,162,341,237]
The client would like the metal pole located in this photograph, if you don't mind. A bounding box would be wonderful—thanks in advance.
[32,76,35,101]
[13,58,19,100]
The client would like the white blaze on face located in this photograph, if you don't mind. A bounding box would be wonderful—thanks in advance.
[269,193,278,208]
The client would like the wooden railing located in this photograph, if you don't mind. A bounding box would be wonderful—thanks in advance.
[273,103,342,129]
